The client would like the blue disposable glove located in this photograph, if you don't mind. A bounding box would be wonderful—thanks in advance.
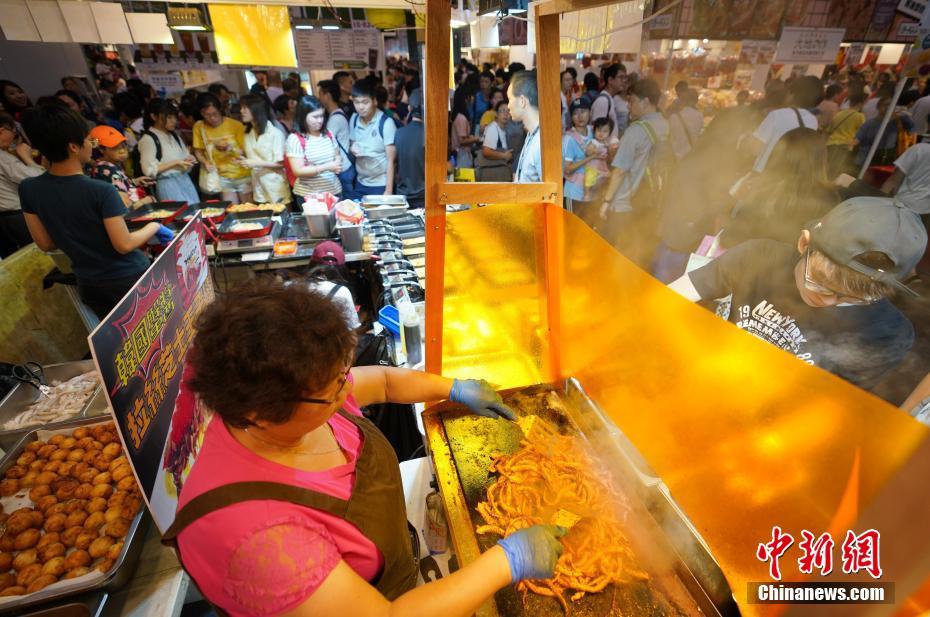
[155,224,175,244]
[449,379,516,420]
[498,525,567,582]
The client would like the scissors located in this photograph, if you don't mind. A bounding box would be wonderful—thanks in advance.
[12,362,50,396]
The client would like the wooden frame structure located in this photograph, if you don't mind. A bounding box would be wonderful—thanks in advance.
[424,0,568,377]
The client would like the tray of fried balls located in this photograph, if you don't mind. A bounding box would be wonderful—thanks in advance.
[0,418,147,610]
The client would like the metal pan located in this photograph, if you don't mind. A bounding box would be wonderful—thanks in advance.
[0,417,150,613]
[0,361,103,448]
[179,201,230,223]
[124,201,185,226]
[217,211,275,241]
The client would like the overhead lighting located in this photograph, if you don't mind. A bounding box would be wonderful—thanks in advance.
[294,20,315,30]
[321,24,340,30]
[316,18,341,30]
[167,7,209,31]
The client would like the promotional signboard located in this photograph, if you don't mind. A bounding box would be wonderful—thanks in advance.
[89,217,214,532]
[775,27,846,63]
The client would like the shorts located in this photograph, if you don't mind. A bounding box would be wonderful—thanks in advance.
[219,175,252,192]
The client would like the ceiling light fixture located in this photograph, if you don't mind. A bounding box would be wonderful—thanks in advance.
[167,7,209,31]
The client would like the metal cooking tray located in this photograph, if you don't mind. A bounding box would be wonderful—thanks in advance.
[0,362,104,451]
[124,201,185,228]
[0,417,150,613]
[217,211,275,240]
[179,201,230,222]
[423,382,739,617]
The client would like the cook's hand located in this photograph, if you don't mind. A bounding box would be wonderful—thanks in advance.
[449,379,516,420]
[154,224,175,244]
[498,525,567,582]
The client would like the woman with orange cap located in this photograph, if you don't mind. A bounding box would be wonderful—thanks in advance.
[88,125,155,211]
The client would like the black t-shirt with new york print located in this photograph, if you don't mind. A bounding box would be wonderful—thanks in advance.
[688,240,914,391]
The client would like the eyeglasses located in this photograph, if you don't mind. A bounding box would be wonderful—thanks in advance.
[87,137,99,148]
[298,367,351,405]
[803,249,875,305]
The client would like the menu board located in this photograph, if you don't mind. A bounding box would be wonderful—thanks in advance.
[294,28,383,70]
[775,27,846,62]
[88,216,214,533]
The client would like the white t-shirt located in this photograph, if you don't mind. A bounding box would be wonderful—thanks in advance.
[0,150,44,212]
[309,280,360,329]
[894,142,930,214]
[244,126,289,203]
[910,95,930,136]
[285,132,342,196]
[752,107,818,172]
[483,122,508,151]
[514,126,541,183]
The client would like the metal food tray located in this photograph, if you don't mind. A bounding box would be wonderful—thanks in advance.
[423,381,739,617]
[124,201,185,228]
[0,417,150,612]
[0,362,105,451]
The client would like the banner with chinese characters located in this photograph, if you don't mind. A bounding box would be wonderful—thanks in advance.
[88,216,214,533]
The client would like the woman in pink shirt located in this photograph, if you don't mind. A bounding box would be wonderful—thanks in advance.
[164,279,566,616]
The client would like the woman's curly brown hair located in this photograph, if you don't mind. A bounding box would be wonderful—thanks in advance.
[187,277,356,428]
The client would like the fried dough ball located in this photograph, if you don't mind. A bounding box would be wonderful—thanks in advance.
[106,541,123,561]
[26,440,45,453]
[71,462,89,478]
[63,567,89,580]
[57,461,77,478]
[35,472,58,486]
[12,549,37,570]
[27,461,44,474]
[37,542,65,563]
[6,464,26,479]
[105,518,130,539]
[14,528,41,550]
[60,527,81,548]
[86,497,107,514]
[15,563,41,587]
[0,513,7,526]
[28,574,59,593]
[104,507,122,524]
[121,497,141,520]
[0,572,14,590]
[63,499,86,515]
[95,559,114,573]
[43,513,67,534]
[107,492,127,508]
[28,485,51,501]
[54,479,79,501]
[90,471,110,486]
[27,574,58,593]
[66,510,89,528]
[108,456,128,472]
[77,469,96,484]
[88,536,113,559]
[74,532,97,551]
[36,532,60,549]
[92,456,111,472]
[81,451,98,465]
[101,443,121,458]
[76,437,95,450]
[111,466,133,483]
[0,479,19,497]
[16,451,36,466]
[21,472,39,489]
[60,437,76,449]
[115,476,136,492]
[91,484,113,499]
[40,556,66,577]
[37,445,57,460]
[72,483,92,500]
[35,495,58,514]
[73,428,89,440]
[83,511,105,531]
[48,435,65,446]
[6,509,40,535]
[45,503,67,516]
[0,552,11,571]
[97,432,117,445]
[49,449,69,462]
[43,461,62,474]
[64,550,91,570]
[0,534,13,553]
[0,586,25,596]
[66,449,85,463]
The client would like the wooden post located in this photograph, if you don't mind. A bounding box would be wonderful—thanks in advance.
[536,4,564,380]
[424,0,451,376]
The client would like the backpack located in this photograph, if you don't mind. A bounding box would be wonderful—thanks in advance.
[284,131,341,188]
[630,120,673,210]
[132,129,183,178]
